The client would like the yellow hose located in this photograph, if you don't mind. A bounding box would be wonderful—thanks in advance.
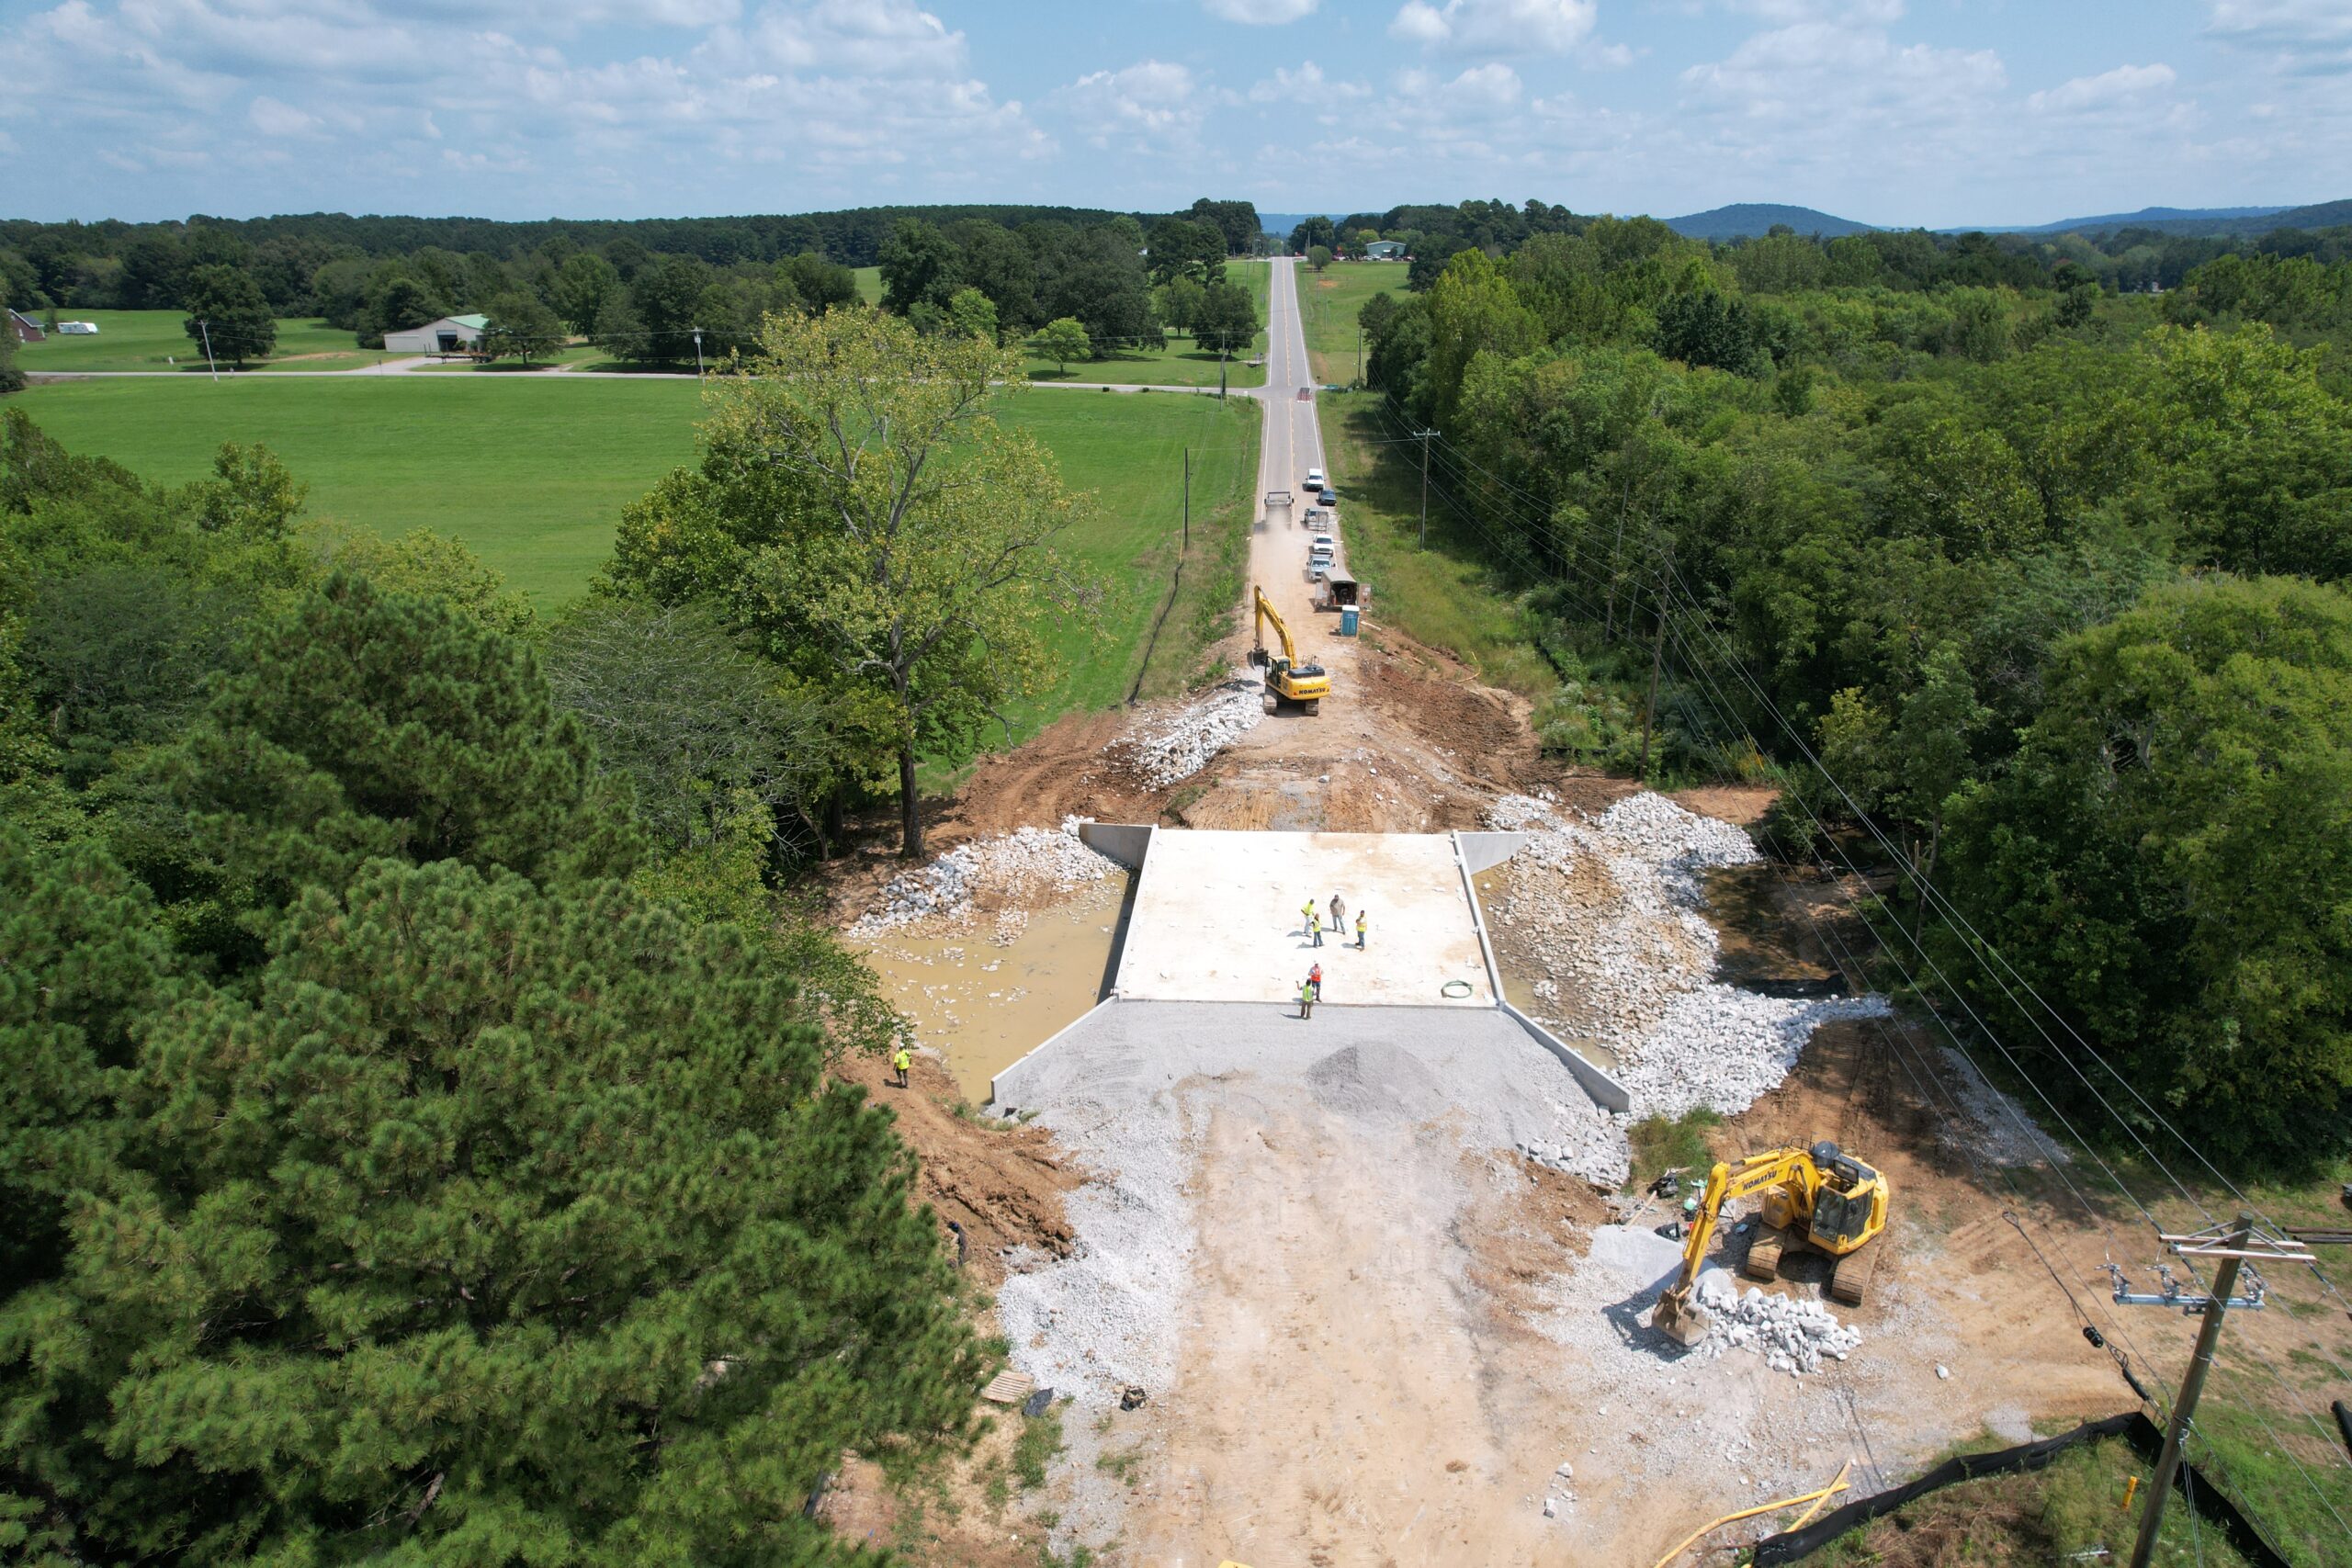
[1647,1459,1853,1568]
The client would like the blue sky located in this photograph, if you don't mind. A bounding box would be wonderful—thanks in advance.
[1,1,2346,228]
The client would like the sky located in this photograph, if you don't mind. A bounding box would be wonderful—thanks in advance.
[1,0,2346,229]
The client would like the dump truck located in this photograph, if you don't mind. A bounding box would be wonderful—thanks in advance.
[1249,584,1329,715]
[1646,1140,1892,1348]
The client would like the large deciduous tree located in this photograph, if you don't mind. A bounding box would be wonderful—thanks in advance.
[484,289,564,364]
[180,264,277,367]
[1939,576,2352,1167]
[610,309,1098,856]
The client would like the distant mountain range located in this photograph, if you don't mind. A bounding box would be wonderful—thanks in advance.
[1662,204,1875,240]
[1269,199,2352,244]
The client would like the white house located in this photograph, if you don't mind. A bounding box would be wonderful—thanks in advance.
[383,313,489,354]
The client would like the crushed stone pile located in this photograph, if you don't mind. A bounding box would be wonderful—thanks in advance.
[853,817,1113,934]
[1516,1097,1631,1189]
[1307,1042,1447,1123]
[1483,792,1890,1123]
[1690,1271,1862,1376]
[1105,673,1263,787]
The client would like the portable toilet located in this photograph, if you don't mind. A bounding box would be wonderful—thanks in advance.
[1340,606,1361,637]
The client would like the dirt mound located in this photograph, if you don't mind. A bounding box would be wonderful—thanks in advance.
[837,1048,1078,1288]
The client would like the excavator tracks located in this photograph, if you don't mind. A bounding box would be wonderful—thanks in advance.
[1829,1244,1880,1307]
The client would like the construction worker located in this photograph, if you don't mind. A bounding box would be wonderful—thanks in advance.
[1309,909,1323,947]
[1676,1195,1700,1239]
[1309,962,1323,1004]
[892,1043,911,1089]
[1355,909,1367,949]
[1299,976,1316,1020]
[1301,897,1317,937]
[1329,893,1347,931]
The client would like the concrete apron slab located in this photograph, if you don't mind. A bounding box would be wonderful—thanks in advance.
[1109,827,1494,1007]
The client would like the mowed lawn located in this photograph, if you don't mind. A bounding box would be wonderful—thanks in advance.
[1019,259,1270,389]
[16,310,380,372]
[16,376,1259,741]
[1298,262,1413,387]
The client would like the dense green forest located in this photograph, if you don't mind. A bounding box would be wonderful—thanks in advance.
[0,198,1261,367]
[1360,210,2352,1168]
[0,408,984,1562]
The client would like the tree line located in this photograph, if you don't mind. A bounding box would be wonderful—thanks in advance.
[0,301,1106,1554]
[1357,212,2352,1169]
[873,202,1261,368]
[0,197,1263,371]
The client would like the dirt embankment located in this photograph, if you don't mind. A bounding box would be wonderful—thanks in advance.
[837,1048,1077,1289]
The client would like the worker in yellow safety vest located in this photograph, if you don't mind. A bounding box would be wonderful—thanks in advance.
[1355,909,1367,949]
[892,1044,911,1089]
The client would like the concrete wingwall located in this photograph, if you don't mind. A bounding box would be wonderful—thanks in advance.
[1498,1002,1631,1112]
[1454,830,1530,874]
[991,998,1123,1109]
[1078,821,1155,870]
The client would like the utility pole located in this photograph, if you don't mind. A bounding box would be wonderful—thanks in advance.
[692,328,705,377]
[1219,346,1228,401]
[1182,446,1191,551]
[2109,1215,2312,1568]
[197,318,220,383]
[1416,428,1438,548]
[1356,322,1363,388]
[1639,573,1668,780]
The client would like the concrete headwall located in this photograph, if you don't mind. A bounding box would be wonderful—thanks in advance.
[1079,821,1155,869]
[1499,1002,1631,1112]
[1454,830,1529,874]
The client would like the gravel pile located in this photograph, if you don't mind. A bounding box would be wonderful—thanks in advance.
[1106,673,1264,787]
[1516,1097,1631,1189]
[994,1090,1194,1410]
[1690,1271,1863,1375]
[1483,792,1890,1122]
[852,817,1113,933]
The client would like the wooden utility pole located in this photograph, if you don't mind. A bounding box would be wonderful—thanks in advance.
[2109,1214,2312,1568]
[1182,446,1190,550]
[1639,575,1668,780]
[1417,428,1437,548]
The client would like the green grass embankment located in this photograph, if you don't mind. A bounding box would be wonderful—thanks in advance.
[17,309,375,372]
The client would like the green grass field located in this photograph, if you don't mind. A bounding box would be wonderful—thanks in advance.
[14,310,377,373]
[1298,263,1412,386]
[14,377,1258,745]
[852,265,883,305]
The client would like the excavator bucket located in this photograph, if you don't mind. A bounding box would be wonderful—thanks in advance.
[1647,1288,1713,1348]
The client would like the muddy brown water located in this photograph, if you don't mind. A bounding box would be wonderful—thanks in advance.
[855,872,1133,1103]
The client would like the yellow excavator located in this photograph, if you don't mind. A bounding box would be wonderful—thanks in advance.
[1647,1140,1892,1347]
[1249,584,1329,715]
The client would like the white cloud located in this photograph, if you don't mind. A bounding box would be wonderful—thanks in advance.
[2206,0,2352,73]
[1247,61,1368,102]
[1056,60,1208,148]
[2028,62,2177,115]
[1390,0,1597,55]
[1204,0,1318,22]
[246,95,317,135]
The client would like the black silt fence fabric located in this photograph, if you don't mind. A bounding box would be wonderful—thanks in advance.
[1751,1412,2291,1568]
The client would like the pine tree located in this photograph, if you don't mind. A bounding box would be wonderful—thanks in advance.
[0,839,984,1562]
[157,572,639,935]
